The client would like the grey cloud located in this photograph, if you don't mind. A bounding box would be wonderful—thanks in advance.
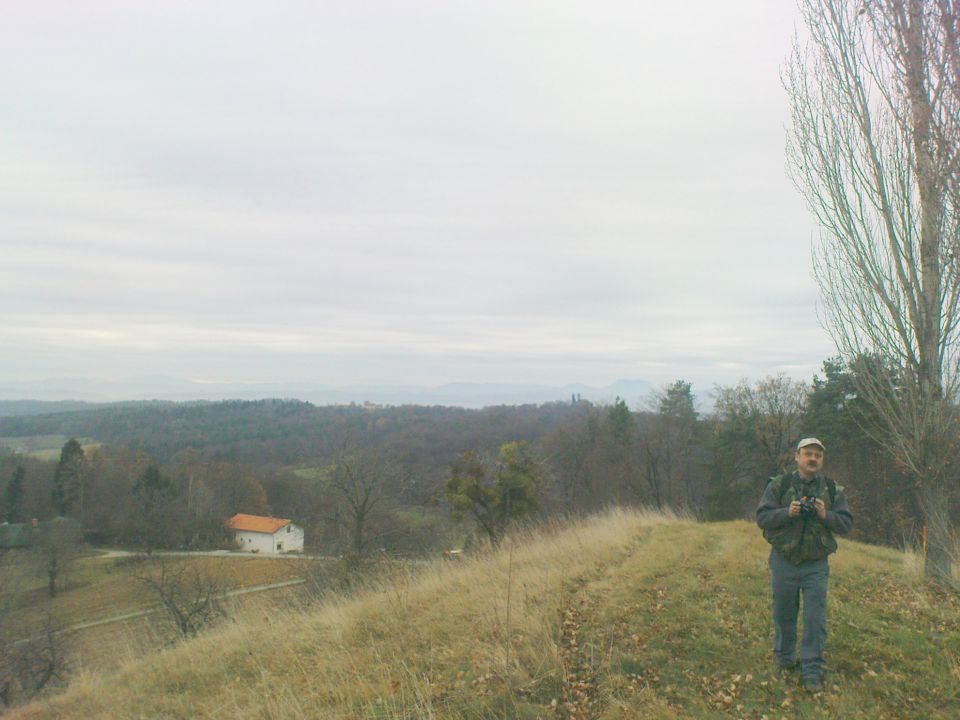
[0,1,835,394]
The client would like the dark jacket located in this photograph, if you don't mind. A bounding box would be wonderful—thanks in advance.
[756,471,854,564]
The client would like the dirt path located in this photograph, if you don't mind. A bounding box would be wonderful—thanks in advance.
[557,597,601,720]
[89,549,336,560]
[88,549,426,563]
[70,577,306,631]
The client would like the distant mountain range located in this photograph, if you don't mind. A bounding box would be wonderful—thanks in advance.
[0,377,656,413]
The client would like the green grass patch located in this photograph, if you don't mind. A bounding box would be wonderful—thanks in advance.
[0,435,99,459]
[580,522,960,719]
[292,465,331,481]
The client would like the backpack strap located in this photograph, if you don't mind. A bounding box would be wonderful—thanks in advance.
[777,472,793,502]
[825,476,837,504]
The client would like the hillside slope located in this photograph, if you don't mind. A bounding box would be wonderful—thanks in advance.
[10,510,959,719]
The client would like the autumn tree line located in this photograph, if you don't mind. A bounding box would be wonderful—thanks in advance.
[0,361,951,556]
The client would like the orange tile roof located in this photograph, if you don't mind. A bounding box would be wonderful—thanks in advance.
[225,513,291,535]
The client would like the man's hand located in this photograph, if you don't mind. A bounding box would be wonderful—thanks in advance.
[815,498,827,522]
[789,501,802,517]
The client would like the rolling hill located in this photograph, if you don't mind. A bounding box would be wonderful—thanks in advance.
[9,510,958,719]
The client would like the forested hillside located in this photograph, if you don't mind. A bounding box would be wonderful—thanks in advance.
[0,363,947,557]
[0,401,104,418]
[0,400,570,467]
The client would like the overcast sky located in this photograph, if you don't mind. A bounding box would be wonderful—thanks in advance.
[0,0,835,396]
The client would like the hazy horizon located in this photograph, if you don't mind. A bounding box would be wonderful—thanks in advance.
[0,375,663,410]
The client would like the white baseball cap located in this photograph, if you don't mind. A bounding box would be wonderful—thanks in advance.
[797,437,825,451]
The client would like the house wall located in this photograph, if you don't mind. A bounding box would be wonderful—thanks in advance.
[233,524,304,554]
[274,524,304,553]
[234,530,275,554]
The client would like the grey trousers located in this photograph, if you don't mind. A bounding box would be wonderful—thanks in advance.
[769,550,829,683]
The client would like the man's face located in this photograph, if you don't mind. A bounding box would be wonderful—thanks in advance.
[795,446,824,477]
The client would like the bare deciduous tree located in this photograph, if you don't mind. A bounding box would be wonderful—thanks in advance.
[542,407,605,513]
[708,376,808,519]
[785,0,960,581]
[329,450,395,559]
[713,376,808,476]
[33,517,83,598]
[12,613,71,698]
[0,556,71,708]
[639,381,703,516]
[136,558,226,638]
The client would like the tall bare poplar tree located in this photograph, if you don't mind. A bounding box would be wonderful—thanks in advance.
[785,0,959,581]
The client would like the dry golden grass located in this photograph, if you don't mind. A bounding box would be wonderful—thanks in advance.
[9,508,674,719]
[63,581,311,675]
[2,552,324,699]
[8,509,959,719]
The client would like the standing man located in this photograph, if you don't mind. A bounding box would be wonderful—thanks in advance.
[756,438,853,692]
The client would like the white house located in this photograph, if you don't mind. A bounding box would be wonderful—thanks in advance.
[225,513,304,554]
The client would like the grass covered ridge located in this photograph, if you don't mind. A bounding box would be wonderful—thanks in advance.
[10,509,960,719]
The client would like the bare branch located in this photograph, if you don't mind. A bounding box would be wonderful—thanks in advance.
[786,0,960,582]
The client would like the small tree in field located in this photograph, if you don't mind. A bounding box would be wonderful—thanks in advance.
[1,550,72,706]
[136,558,226,638]
[446,441,544,544]
[33,517,83,598]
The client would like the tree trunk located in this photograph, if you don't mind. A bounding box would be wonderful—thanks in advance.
[47,559,57,598]
[904,0,951,581]
[352,513,365,558]
[920,480,955,582]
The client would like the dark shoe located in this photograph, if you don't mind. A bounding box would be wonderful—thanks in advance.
[776,660,799,672]
[803,678,824,693]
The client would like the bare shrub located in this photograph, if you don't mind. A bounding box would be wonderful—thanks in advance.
[0,557,71,709]
[136,558,228,638]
